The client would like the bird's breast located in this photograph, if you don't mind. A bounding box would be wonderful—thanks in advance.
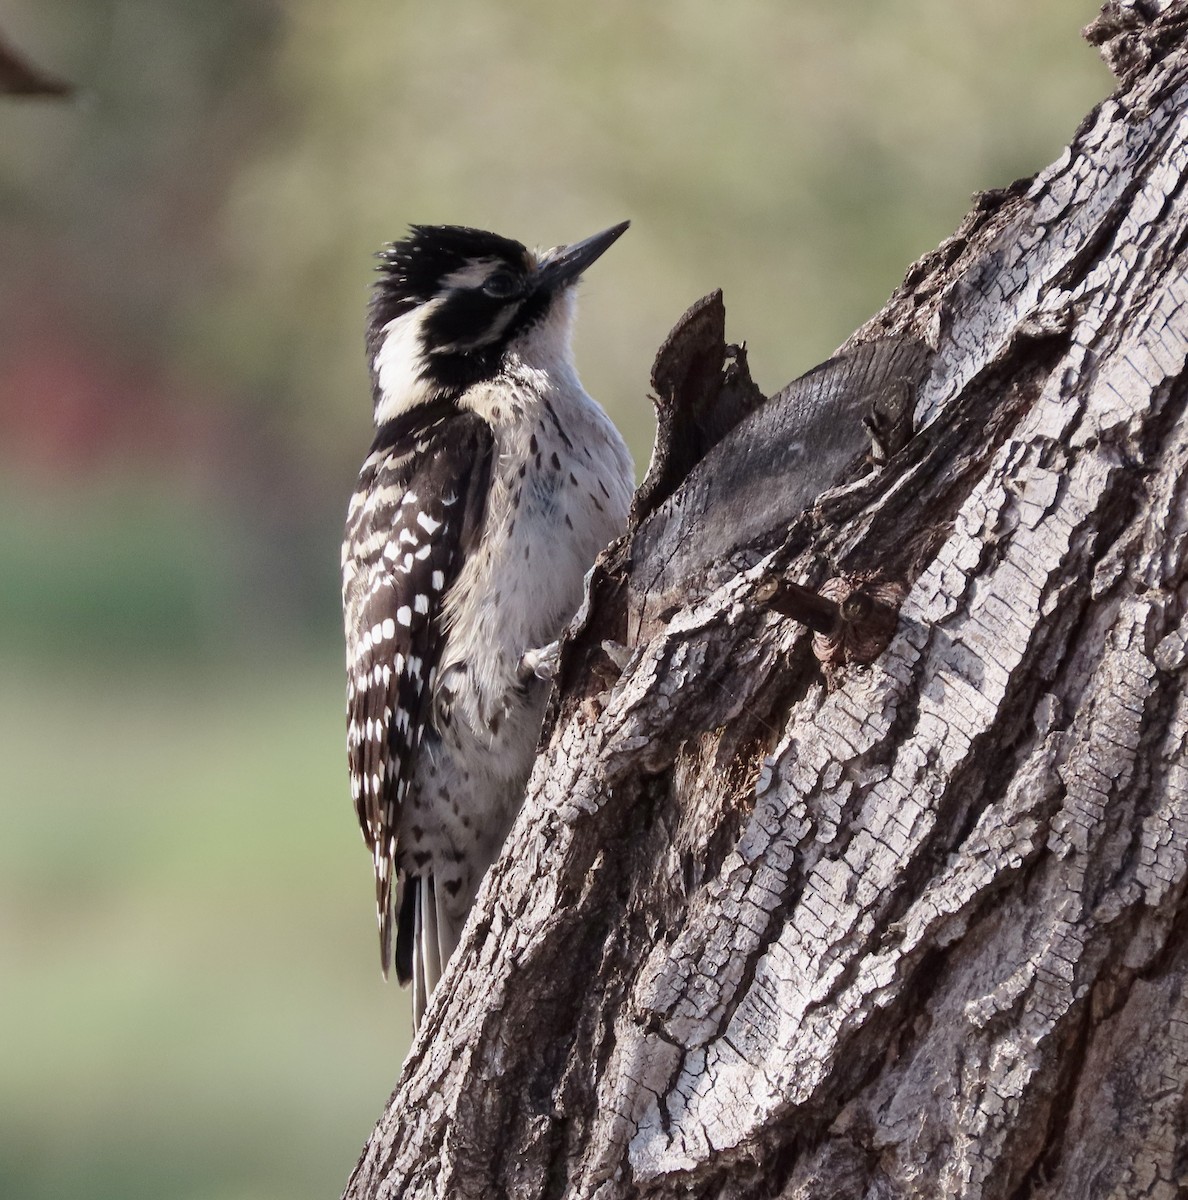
[437,374,633,763]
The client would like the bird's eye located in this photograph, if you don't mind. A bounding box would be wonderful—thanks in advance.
[483,271,520,299]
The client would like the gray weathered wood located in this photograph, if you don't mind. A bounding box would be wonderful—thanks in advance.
[344,3,1188,1196]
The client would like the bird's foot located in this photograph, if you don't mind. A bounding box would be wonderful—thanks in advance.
[518,639,561,684]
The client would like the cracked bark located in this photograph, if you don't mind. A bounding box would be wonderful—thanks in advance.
[343,4,1188,1197]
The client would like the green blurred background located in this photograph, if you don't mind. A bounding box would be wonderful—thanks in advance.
[1,3,1107,1197]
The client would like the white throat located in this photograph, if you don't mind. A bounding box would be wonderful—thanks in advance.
[504,286,578,380]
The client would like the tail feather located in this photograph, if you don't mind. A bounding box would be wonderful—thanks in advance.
[413,879,440,1030]
[419,878,443,1000]
[411,882,428,1029]
[395,879,416,984]
[401,875,465,1030]
[434,878,460,970]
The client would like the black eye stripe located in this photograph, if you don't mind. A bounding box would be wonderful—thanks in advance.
[424,292,509,352]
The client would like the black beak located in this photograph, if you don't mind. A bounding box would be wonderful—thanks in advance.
[536,220,630,291]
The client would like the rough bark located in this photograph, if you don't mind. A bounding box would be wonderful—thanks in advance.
[344,3,1188,1197]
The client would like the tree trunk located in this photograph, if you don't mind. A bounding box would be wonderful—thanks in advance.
[344,3,1188,1196]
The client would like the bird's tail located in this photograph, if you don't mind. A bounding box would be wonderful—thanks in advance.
[398,875,463,1030]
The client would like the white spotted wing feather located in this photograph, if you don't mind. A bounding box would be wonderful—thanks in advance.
[342,407,493,975]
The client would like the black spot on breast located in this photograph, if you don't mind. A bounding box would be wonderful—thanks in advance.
[550,450,561,470]
[444,879,463,897]
[541,398,574,450]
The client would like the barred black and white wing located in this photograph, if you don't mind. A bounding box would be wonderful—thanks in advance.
[342,404,493,977]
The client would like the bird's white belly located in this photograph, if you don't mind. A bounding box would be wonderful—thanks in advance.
[437,445,610,774]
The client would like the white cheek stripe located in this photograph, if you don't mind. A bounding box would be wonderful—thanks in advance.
[373,303,442,425]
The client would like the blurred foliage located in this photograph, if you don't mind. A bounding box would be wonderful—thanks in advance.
[0,1,1109,1197]
[0,659,402,1200]
[204,0,1113,462]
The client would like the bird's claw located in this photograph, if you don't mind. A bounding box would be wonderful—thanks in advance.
[519,639,561,683]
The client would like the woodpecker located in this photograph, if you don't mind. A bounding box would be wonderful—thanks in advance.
[342,221,634,1026]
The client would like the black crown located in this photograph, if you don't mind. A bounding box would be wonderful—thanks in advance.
[373,225,529,321]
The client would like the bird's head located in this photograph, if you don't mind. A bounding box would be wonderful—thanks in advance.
[366,221,629,424]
